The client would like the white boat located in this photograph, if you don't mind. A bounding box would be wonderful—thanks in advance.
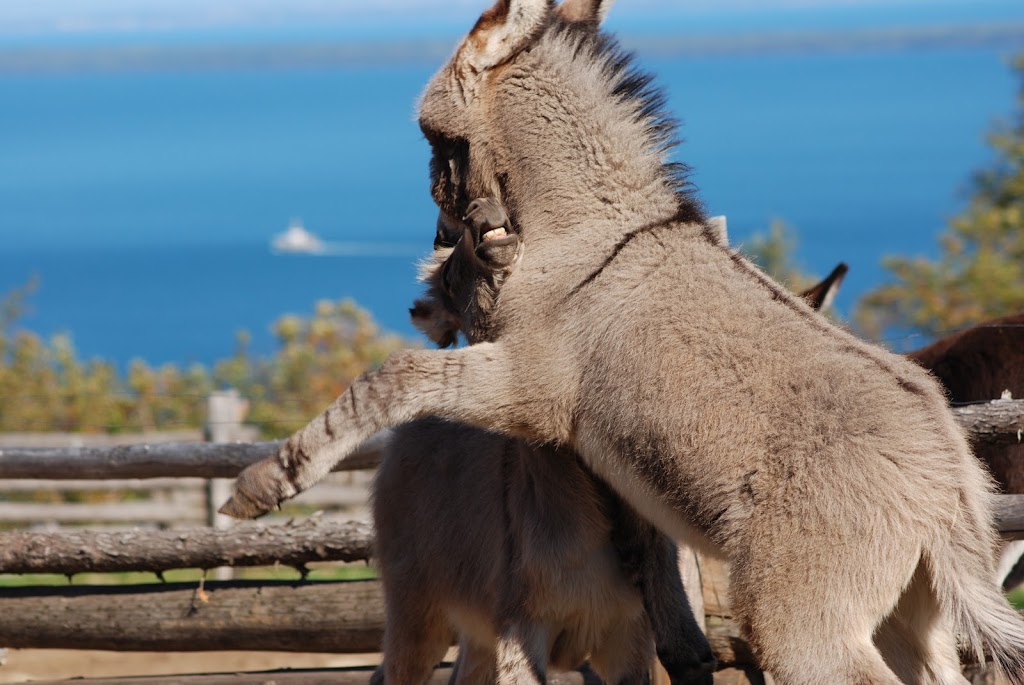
[271,219,325,254]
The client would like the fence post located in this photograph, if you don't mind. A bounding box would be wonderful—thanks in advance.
[205,389,250,579]
[678,546,706,635]
[652,546,709,685]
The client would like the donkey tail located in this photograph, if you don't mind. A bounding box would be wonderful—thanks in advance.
[924,498,1024,683]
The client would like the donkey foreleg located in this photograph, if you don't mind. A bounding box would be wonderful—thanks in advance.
[220,344,524,519]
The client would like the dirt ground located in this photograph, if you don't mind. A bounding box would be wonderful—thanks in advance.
[0,649,388,683]
[0,649,795,684]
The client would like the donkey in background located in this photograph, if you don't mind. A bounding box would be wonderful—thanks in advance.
[908,313,1024,491]
[372,196,713,684]
[223,1,1024,682]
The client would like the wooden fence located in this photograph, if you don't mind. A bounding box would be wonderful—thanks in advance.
[0,397,1022,684]
[0,392,376,532]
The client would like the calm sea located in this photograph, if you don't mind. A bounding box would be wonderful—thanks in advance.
[0,46,1019,365]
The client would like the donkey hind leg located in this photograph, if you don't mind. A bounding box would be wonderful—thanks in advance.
[449,639,497,685]
[875,564,970,685]
[731,545,913,685]
[222,344,528,519]
[377,598,452,685]
[495,622,548,685]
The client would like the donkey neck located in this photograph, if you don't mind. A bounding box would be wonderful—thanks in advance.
[493,37,691,240]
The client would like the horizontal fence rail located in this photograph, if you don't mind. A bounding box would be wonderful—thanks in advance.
[0,430,393,480]
[0,399,1020,480]
[3,497,1024,578]
[0,482,372,526]
[953,399,1024,445]
[0,440,284,480]
[0,575,754,669]
[0,579,385,653]
[0,518,374,575]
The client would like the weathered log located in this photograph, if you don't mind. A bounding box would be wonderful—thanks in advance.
[0,518,374,575]
[16,666,603,685]
[7,497,1024,576]
[0,402,1020,481]
[0,580,383,652]
[995,495,1024,540]
[952,399,1024,447]
[0,574,750,666]
[0,434,385,480]
[0,441,281,479]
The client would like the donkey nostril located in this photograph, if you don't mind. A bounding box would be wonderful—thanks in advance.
[434,211,464,249]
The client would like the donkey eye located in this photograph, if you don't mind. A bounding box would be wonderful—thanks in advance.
[437,136,459,158]
[422,125,468,160]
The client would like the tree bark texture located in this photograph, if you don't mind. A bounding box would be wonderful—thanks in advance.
[0,575,749,662]
[995,495,1024,540]
[952,399,1024,447]
[0,439,382,480]
[0,518,374,575]
[0,580,383,653]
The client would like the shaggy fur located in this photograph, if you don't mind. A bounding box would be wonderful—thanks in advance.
[374,200,714,684]
[222,1,1024,682]
[799,268,1023,587]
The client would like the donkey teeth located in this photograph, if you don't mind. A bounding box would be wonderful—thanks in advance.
[481,227,508,242]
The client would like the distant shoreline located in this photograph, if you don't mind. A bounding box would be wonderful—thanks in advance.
[1,22,1022,74]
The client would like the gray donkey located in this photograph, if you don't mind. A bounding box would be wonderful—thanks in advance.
[222,1,1024,682]
[372,198,713,684]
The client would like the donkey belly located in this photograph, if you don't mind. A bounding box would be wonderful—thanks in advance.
[575,430,722,558]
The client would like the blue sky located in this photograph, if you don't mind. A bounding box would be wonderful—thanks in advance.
[2,0,1023,43]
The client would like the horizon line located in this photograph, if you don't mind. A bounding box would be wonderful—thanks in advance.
[0,21,1021,74]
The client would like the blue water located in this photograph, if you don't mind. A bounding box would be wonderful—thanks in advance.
[0,245,423,366]
[0,44,1020,365]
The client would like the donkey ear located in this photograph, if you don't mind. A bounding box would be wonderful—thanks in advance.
[707,215,728,246]
[556,0,613,24]
[410,298,460,349]
[462,0,554,71]
[799,262,848,312]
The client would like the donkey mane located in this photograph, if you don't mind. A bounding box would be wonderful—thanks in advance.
[545,17,705,225]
